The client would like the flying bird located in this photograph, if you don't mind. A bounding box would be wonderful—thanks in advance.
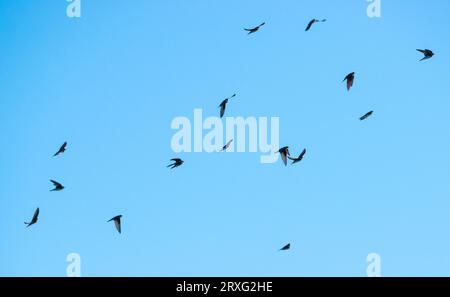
[305,19,326,31]
[53,142,67,157]
[244,22,265,34]
[221,139,233,151]
[167,158,184,169]
[280,243,290,251]
[50,180,64,191]
[343,72,355,91]
[416,49,434,61]
[288,148,306,164]
[108,215,122,234]
[24,207,39,227]
[360,111,373,121]
[276,146,290,166]
[219,93,236,118]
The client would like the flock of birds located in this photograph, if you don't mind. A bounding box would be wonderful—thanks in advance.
[24,18,435,252]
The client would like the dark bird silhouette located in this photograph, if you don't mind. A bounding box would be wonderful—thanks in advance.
[276,146,290,166]
[167,158,184,169]
[50,180,64,191]
[416,49,434,61]
[244,22,265,34]
[305,18,326,31]
[343,72,355,91]
[108,215,122,234]
[288,148,306,164]
[24,207,39,227]
[360,111,373,121]
[280,243,290,251]
[219,94,236,118]
[221,139,233,151]
[53,142,67,157]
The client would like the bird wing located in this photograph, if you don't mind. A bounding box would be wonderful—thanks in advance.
[53,142,67,156]
[281,152,288,166]
[32,208,39,221]
[305,19,315,31]
[114,218,121,234]
[281,243,290,250]
[220,105,226,118]
[299,149,306,159]
[50,180,61,187]
[347,76,354,90]
[416,49,426,54]
[171,158,181,162]
[360,111,373,120]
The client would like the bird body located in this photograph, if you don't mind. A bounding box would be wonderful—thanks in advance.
[24,208,39,227]
[276,146,290,166]
[244,22,265,34]
[108,215,122,234]
[343,72,355,91]
[288,148,306,164]
[219,94,236,118]
[305,18,326,31]
[50,180,64,191]
[280,243,290,251]
[360,111,373,121]
[53,142,67,157]
[417,49,434,61]
[167,158,184,169]
[221,139,233,151]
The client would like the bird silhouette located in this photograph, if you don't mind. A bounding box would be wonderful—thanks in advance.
[360,111,373,121]
[276,146,290,166]
[417,49,434,61]
[280,243,290,251]
[221,139,233,152]
[108,215,122,234]
[167,158,184,169]
[219,94,236,118]
[53,142,67,157]
[50,180,64,191]
[244,22,265,34]
[288,148,306,164]
[343,72,355,91]
[305,19,326,31]
[24,207,39,227]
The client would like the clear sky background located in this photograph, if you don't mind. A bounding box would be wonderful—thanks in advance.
[1,0,450,276]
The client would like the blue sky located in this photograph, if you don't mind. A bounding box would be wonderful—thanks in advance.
[1,0,450,276]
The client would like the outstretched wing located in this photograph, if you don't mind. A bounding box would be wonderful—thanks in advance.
[281,151,288,166]
[299,149,307,159]
[114,218,121,234]
[347,76,354,91]
[32,208,40,221]
[50,180,61,187]
[305,19,315,31]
